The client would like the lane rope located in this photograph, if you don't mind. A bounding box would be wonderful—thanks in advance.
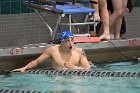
[0,89,48,93]
[0,69,140,78]
[27,69,140,78]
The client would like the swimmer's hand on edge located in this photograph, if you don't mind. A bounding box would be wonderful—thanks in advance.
[12,67,26,72]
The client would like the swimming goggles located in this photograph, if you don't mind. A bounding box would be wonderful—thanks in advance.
[62,36,74,42]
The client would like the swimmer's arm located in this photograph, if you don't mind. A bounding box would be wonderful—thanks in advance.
[13,50,51,72]
[72,66,89,70]
[64,62,90,70]
[65,49,90,70]
[25,50,51,70]
[78,49,90,70]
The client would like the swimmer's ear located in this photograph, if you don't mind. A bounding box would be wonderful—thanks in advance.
[61,40,64,42]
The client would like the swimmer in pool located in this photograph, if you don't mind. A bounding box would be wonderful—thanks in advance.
[13,30,90,72]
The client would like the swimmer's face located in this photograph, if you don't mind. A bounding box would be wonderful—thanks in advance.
[61,36,74,49]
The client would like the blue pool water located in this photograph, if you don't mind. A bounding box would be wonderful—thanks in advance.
[0,61,140,93]
[94,60,140,72]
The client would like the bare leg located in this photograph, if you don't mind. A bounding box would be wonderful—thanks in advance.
[110,0,128,39]
[98,0,110,40]
[89,0,100,37]
[90,0,100,20]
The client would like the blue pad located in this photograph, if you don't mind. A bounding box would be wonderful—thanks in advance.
[43,4,96,14]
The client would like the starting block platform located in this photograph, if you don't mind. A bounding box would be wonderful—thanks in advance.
[26,0,99,41]
[43,3,96,14]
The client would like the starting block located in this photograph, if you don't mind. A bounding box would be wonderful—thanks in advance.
[26,0,100,41]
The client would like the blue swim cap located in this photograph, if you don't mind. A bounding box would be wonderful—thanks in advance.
[60,30,73,40]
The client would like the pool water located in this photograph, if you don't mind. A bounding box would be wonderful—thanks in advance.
[94,60,140,72]
[0,61,140,93]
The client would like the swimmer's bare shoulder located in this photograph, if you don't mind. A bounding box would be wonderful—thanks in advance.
[45,45,59,54]
[72,46,85,55]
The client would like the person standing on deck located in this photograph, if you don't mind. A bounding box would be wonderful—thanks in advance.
[13,30,90,72]
[89,0,110,40]
[107,0,134,39]
[109,0,128,39]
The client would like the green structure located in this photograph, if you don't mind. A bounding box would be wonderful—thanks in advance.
[0,0,31,14]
